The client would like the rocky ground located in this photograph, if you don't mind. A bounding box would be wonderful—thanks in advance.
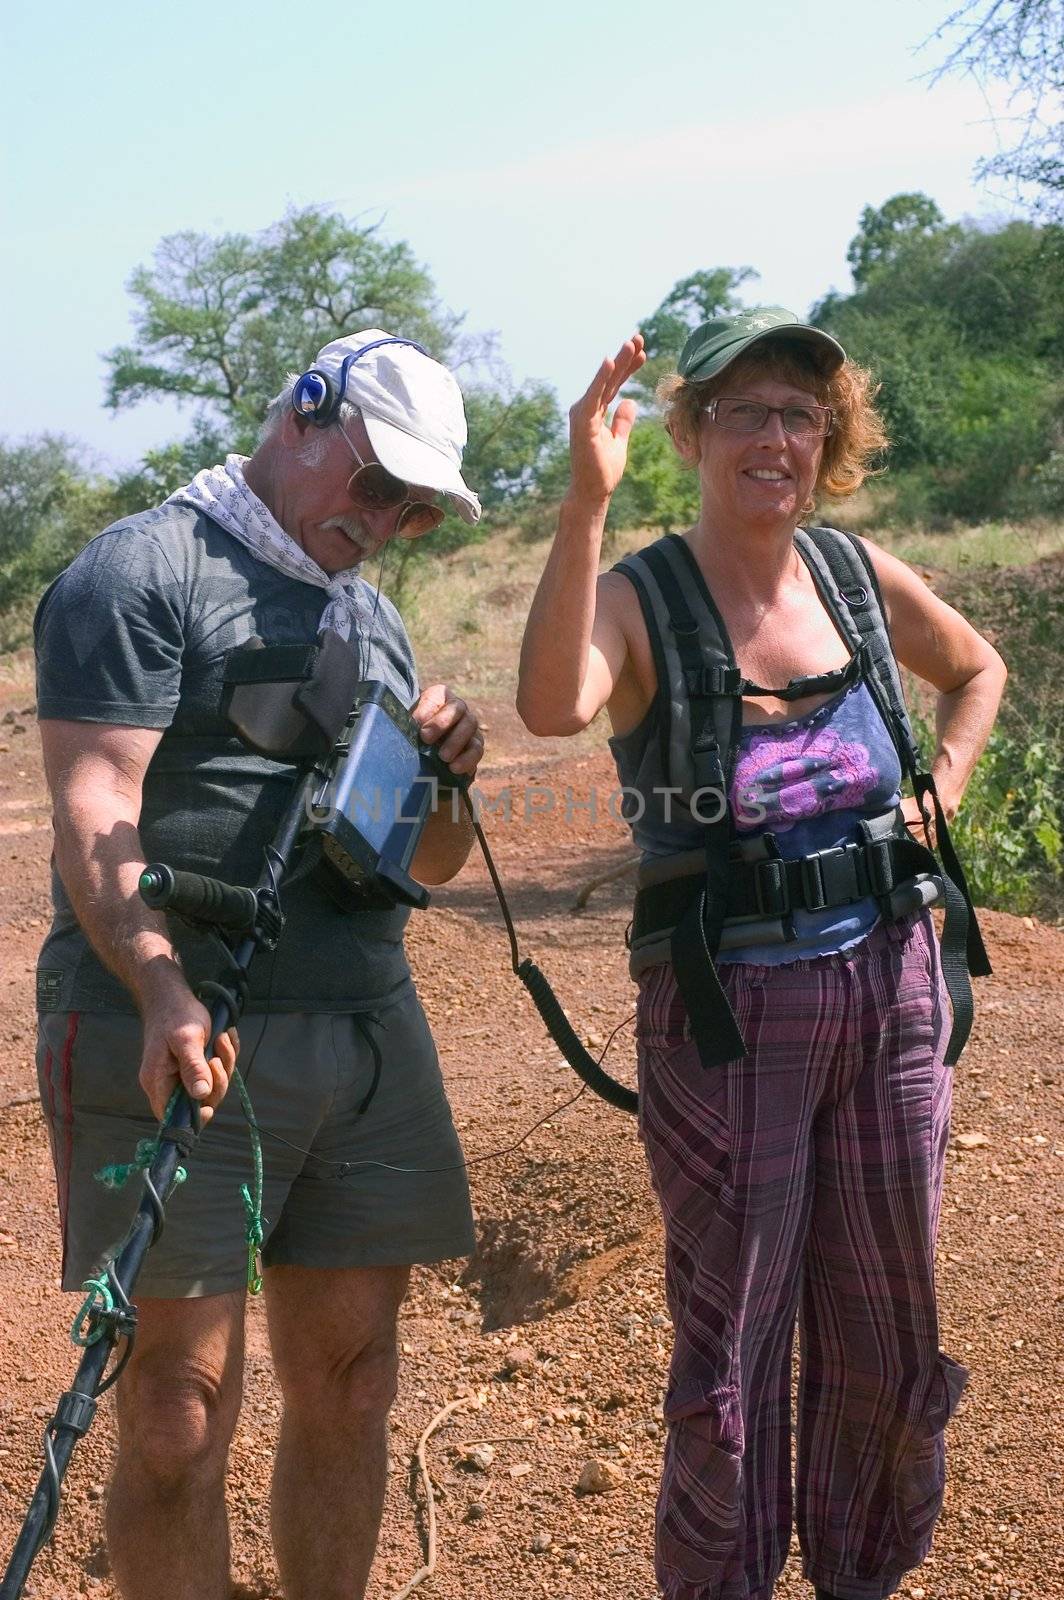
[0,662,1060,1600]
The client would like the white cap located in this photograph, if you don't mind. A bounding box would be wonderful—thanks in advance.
[311,330,481,525]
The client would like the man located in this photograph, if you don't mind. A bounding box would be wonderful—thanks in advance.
[33,331,483,1600]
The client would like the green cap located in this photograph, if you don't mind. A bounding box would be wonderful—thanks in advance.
[677,306,846,383]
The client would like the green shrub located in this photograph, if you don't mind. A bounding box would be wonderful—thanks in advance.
[909,715,1062,921]
[605,422,699,539]
[907,556,1063,921]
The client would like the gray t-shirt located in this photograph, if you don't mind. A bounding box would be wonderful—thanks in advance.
[34,502,419,1015]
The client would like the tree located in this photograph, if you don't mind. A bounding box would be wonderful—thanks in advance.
[927,0,1064,215]
[105,209,455,449]
[815,197,1064,518]
[0,437,118,626]
[104,207,556,533]
[846,194,949,285]
[606,423,700,536]
[630,267,758,402]
[460,382,563,509]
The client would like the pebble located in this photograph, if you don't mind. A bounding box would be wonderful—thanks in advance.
[954,1132,990,1150]
[459,1444,495,1473]
[530,1531,552,1553]
[464,1501,487,1523]
[502,1344,536,1376]
[577,1458,624,1495]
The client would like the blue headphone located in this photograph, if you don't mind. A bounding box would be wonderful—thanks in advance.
[290,337,430,428]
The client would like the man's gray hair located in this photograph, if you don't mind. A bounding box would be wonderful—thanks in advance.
[260,375,360,467]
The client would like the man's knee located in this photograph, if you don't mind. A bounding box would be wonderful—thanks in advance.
[280,1325,401,1426]
[117,1355,242,1489]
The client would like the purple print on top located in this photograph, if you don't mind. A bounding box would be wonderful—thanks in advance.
[732,720,878,834]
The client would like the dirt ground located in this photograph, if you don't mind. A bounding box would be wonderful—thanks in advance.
[0,660,1060,1600]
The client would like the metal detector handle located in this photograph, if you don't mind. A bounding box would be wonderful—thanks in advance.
[139,864,259,932]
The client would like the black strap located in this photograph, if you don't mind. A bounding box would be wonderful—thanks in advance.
[737,646,867,704]
[802,530,991,1058]
[613,560,675,782]
[801,526,923,776]
[913,772,992,1064]
[637,543,747,1067]
[633,831,942,937]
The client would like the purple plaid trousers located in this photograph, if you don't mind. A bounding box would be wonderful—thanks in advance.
[636,912,967,1600]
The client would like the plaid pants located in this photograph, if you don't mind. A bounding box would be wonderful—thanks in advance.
[636,912,967,1600]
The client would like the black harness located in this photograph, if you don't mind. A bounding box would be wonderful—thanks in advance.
[614,527,990,1069]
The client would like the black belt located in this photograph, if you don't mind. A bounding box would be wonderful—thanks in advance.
[633,833,940,944]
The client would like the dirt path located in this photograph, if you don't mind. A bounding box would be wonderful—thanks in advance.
[0,672,1060,1600]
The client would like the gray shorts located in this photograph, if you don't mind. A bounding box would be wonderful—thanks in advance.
[36,997,475,1297]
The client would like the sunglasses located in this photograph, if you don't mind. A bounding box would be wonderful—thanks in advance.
[338,425,446,538]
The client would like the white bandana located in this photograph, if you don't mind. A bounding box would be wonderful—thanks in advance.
[166,455,367,644]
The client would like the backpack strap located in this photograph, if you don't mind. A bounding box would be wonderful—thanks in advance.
[797,525,921,773]
[799,525,991,1062]
[614,536,747,1067]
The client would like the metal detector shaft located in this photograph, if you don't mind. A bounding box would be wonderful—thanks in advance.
[1,776,313,1598]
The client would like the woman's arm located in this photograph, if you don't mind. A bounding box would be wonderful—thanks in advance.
[517,337,646,735]
[860,540,1008,820]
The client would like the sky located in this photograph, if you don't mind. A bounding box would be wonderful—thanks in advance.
[2,0,1023,471]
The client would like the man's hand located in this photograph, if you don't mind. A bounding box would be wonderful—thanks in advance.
[411,684,485,779]
[138,986,239,1125]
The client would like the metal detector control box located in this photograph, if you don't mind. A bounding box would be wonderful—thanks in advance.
[303,681,459,912]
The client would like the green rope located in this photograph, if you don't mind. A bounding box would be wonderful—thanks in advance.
[70,1275,113,1347]
[94,1089,189,1192]
[94,1137,188,1191]
[234,1067,265,1295]
[89,1077,265,1301]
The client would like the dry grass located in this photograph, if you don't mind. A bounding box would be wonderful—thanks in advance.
[400,512,1064,698]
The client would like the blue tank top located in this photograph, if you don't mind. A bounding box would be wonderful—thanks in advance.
[609,677,902,964]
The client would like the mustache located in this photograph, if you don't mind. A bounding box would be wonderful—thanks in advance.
[321,514,366,542]
[319,514,385,558]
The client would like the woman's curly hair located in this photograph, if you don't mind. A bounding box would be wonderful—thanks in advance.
[657,336,888,504]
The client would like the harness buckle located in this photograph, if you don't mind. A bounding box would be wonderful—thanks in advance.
[684,666,742,698]
[801,846,864,911]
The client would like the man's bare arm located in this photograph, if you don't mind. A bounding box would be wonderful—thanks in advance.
[40,719,235,1120]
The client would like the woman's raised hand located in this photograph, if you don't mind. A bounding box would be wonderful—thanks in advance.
[567,334,647,507]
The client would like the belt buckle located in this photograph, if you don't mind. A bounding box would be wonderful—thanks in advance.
[803,845,862,910]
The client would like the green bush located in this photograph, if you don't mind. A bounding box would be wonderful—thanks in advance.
[605,422,699,539]
[917,719,1062,915]
[0,437,122,646]
[909,549,1063,919]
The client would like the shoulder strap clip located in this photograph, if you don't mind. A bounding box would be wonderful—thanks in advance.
[684,665,743,698]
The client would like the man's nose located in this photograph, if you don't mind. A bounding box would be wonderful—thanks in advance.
[360,504,406,541]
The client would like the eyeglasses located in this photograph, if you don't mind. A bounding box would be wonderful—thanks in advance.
[703,397,835,438]
[337,425,446,538]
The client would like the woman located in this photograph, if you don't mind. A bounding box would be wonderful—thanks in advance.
[517,310,1005,1600]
